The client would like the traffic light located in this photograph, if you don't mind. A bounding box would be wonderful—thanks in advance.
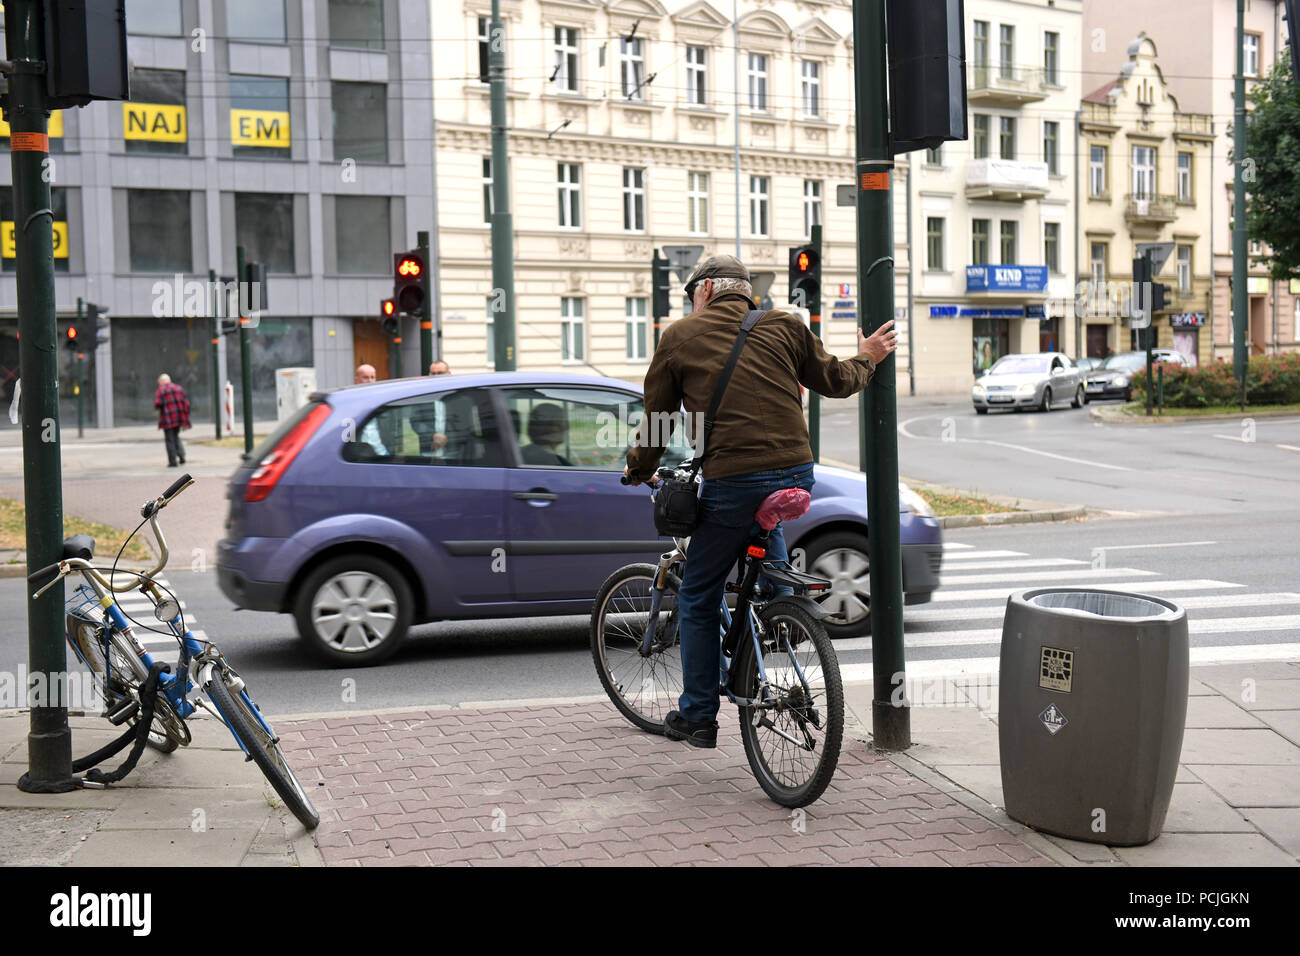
[86,302,111,347]
[381,298,399,336]
[1151,282,1172,315]
[393,252,426,316]
[245,261,268,312]
[651,250,672,318]
[64,325,79,352]
[788,245,821,315]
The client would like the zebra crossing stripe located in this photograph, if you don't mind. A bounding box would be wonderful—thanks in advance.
[942,543,976,551]
[941,550,1029,561]
[906,592,1300,623]
[931,579,1243,602]
[937,567,1156,586]
[934,558,1087,571]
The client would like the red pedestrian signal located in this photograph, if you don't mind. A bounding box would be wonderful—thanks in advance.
[797,251,810,273]
[788,245,821,314]
[382,299,396,316]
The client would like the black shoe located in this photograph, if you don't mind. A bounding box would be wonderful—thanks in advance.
[167,462,178,468]
[178,458,185,465]
[664,710,718,749]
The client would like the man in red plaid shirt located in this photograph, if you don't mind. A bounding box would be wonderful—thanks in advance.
[154,373,191,468]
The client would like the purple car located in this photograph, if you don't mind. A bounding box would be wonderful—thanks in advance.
[217,372,943,665]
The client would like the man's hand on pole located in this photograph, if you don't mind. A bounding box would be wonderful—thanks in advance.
[858,319,900,365]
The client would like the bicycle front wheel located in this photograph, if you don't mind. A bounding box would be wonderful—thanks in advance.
[733,602,843,808]
[591,563,684,734]
[205,670,320,830]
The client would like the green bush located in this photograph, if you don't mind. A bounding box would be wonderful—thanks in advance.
[1132,353,1300,408]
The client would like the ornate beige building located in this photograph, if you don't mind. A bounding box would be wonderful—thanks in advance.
[433,0,910,385]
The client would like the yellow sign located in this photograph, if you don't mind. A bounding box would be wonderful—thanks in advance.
[230,109,290,148]
[2,221,70,259]
[123,103,187,142]
[0,110,64,138]
[1247,276,1269,295]
[1290,278,1300,295]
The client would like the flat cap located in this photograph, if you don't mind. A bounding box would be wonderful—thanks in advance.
[684,254,751,297]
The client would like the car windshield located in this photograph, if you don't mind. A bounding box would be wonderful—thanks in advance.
[989,356,1051,374]
[1098,353,1146,371]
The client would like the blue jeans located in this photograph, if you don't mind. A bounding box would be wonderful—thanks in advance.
[675,462,816,724]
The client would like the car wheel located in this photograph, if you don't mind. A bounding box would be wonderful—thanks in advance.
[1038,387,1052,413]
[974,405,988,415]
[1071,384,1085,409]
[294,555,414,666]
[801,532,871,639]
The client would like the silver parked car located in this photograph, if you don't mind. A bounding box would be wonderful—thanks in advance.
[972,352,1088,414]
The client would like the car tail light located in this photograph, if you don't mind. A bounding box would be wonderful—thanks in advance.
[244,403,332,503]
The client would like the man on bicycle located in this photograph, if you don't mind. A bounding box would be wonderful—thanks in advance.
[624,254,898,748]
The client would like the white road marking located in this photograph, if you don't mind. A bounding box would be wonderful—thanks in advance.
[1090,541,1216,552]
[931,579,1244,602]
[1213,434,1253,443]
[933,558,1086,571]
[941,550,1030,560]
[938,567,1156,585]
[957,438,1134,471]
[1278,444,1300,452]
[941,542,976,551]
[908,593,1300,623]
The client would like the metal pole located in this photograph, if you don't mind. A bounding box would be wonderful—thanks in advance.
[210,268,221,439]
[853,0,909,752]
[7,0,74,792]
[237,244,254,453]
[1232,0,1249,407]
[809,223,822,462]
[75,297,84,438]
[1144,253,1154,416]
[733,0,741,258]
[489,0,516,370]
[904,155,915,395]
[418,229,433,371]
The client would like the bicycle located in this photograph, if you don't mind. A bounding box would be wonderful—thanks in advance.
[28,473,320,830]
[591,463,844,808]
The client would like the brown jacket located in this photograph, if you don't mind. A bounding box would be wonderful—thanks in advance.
[626,291,876,480]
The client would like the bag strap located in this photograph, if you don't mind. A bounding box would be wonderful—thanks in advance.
[689,308,765,475]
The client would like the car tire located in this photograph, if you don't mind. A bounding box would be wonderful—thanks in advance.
[800,531,872,639]
[974,406,988,415]
[294,554,414,667]
[1038,387,1052,413]
[1071,384,1085,408]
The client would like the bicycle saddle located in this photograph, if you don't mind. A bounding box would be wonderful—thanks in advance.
[63,534,95,560]
[755,489,811,531]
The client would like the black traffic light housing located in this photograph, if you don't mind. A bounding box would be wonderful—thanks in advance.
[381,298,399,336]
[394,252,426,316]
[85,302,111,347]
[1151,282,1172,315]
[41,0,131,109]
[788,245,821,314]
[651,250,672,318]
[886,0,968,154]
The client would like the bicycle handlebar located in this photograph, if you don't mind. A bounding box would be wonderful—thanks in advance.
[162,473,192,502]
[27,562,61,587]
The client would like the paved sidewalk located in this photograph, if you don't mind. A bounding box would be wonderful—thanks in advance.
[1,660,1296,867]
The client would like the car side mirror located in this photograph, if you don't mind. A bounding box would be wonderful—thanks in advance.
[1051,367,1064,376]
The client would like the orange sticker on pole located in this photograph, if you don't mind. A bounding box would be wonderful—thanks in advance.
[10,132,48,152]
[861,171,890,191]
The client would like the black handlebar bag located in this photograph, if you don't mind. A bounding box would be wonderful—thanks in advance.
[652,309,765,538]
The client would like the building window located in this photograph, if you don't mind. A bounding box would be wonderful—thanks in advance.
[126,0,182,37]
[1177,152,1194,202]
[1249,238,1263,256]
[1043,31,1059,85]
[747,53,768,110]
[235,194,295,274]
[560,297,585,362]
[554,26,579,93]
[227,0,286,43]
[972,20,989,78]
[999,116,1016,160]
[621,37,645,99]
[230,75,290,159]
[622,167,646,232]
[1044,222,1060,273]
[626,297,648,361]
[973,114,989,159]
[803,180,822,238]
[128,190,191,272]
[1000,221,1017,263]
[1177,244,1192,290]
[1131,145,1156,199]
[685,45,707,105]
[124,68,187,155]
[925,145,943,165]
[477,16,491,83]
[999,24,1015,79]
[1089,145,1108,197]
[329,0,384,50]
[1090,241,1107,288]
[926,217,945,271]
[558,162,581,228]
[1244,34,1259,77]
[688,171,709,235]
[334,195,390,273]
[482,157,493,223]
[332,81,387,163]
[1043,120,1059,174]
[971,219,990,265]
[800,60,820,117]
[748,175,770,237]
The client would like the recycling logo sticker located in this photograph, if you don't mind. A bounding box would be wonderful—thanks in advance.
[1039,703,1068,736]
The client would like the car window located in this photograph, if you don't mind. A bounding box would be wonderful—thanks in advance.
[499,386,693,470]
[343,389,502,467]
[990,355,1051,374]
[1100,353,1145,371]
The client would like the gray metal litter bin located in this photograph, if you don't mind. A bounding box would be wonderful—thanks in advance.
[999,588,1188,846]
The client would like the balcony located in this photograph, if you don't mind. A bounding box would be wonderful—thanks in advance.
[1124,193,1178,225]
[969,66,1048,106]
[965,159,1049,201]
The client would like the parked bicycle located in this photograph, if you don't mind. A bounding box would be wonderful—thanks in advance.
[591,463,844,807]
[28,474,319,830]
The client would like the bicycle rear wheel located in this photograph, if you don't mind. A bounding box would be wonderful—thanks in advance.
[591,563,684,734]
[205,669,320,830]
[732,602,843,808]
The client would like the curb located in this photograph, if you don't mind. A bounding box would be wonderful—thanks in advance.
[938,505,1088,528]
[1089,404,1300,425]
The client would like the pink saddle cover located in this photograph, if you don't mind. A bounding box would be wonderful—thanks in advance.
[755,489,811,531]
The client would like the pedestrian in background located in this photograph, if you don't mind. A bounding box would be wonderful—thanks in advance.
[154,373,191,468]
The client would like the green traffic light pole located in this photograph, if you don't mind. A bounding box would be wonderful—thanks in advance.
[210,268,221,439]
[237,245,254,453]
[1231,0,1249,409]
[853,0,909,751]
[418,229,433,372]
[75,296,84,438]
[6,0,75,791]
[808,224,823,463]
[488,0,516,370]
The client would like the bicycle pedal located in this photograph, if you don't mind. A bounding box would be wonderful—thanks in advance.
[105,697,139,725]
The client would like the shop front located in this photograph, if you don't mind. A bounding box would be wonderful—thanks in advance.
[1169,312,1205,365]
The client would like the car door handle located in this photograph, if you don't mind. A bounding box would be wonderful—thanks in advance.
[513,491,558,501]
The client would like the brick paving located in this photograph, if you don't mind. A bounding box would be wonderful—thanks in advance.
[278,701,1052,866]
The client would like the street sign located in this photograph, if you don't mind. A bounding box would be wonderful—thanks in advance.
[836,184,856,207]
[751,271,775,300]
[1135,242,1175,276]
[661,244,705,283]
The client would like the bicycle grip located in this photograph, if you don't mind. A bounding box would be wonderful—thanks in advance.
[161,473,192,501]
[27,562,61,586]
[620,475,634,485]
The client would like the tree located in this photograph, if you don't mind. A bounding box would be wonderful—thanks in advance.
[1237,55,1300,279]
